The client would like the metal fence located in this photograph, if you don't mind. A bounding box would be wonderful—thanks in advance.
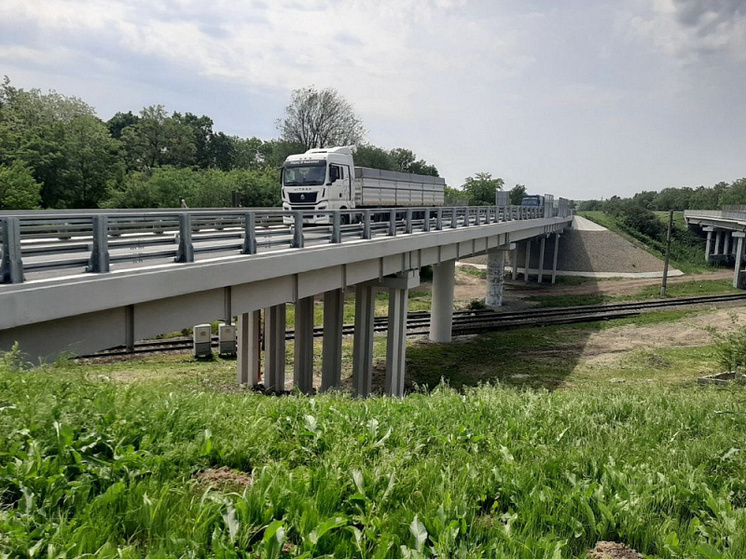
[1,203,569,284]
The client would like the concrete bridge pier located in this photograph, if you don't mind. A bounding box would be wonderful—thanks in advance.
[293,296,315,394]
[705,228,714,261]
[551,233,561,284]
[733,232,745,288]
[383,271,419,397]
[352,284,375,397]
[523,240,532,282]
[725,232,732,258]
[237,310,261,385]
[264,304,287,392]
[321,288,345,391]
[430,259,456,342]
[485,243,516,308]
[537,236,547,283]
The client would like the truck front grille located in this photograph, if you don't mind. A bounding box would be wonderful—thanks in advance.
[288,192,318,204]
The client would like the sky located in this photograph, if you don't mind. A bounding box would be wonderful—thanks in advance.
[1,0,745,200]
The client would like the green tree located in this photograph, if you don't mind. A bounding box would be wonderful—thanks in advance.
[390,148,439,176]
[353,144,396,170]
[509,184,527,205]
[277,86,365,149]
[119,105,197,172]
[462,172,504,205]
[0,160,42,209]
[719,178,746,207]
[58,115,122,208]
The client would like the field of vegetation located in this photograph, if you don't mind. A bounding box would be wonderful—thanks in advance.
[2,305,746,558]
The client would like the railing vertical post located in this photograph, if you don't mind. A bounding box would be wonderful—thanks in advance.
[363,210,372,240]
[0,217,24,284]
[463,207,470,227]
[175,213,194,262]
[451,208,458,229]
[331,210,341,244]
[87,215,110,273]
[292,211,304,248]
[405,208,413,234]
[436,208,443,230]
[388,209,397,236]
[242,212,257,254]
[423,208,431,232]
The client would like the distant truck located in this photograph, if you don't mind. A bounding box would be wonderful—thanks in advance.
[521,195,545,207]
[281,147,445,223]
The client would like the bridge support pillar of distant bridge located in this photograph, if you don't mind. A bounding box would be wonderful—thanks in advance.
[321,288,345,391]
[294,296,315,394]
[486,243,516,308]
[524,240,532,282]
[430,259,456,342]
[237,310,261,386]
[725,232,732,258]
[537,236,547,283]
[705,228,713,261]
[551,233,561,284]
[733,233,745,289]
[264,304,287,392]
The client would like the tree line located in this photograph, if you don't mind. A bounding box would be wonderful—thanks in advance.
[578,179,746,213]
[0,79,450,210]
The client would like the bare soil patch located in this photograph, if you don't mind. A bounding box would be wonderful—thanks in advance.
[588,541,643,559]
[193,466,253,492]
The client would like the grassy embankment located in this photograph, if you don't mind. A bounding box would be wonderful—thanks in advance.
[578,211,712,275]
[2,305,746,558]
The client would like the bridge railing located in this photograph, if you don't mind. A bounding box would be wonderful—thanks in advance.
[1,204,564,284]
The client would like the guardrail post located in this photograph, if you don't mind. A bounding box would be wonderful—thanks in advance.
[451,208,458,229]
[463,207,470,227]
[363,210,372,240]
[423,208,431,232]
[175,213,194,262]
[0,217,24,284]
[87,215,110,273]
[388,209,397,236]
[242,213,257,254]
[331,210,341,244]
[292,211,304,248]
[405,208,413,234]
[436,208,443,230]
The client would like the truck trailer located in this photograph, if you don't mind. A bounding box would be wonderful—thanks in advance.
[281,147,445,223]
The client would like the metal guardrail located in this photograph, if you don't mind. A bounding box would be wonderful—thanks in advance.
[1,204,569,284]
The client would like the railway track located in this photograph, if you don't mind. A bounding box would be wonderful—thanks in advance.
[82,292,746,358]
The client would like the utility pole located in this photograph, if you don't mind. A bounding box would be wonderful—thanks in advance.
[660,210,673,297]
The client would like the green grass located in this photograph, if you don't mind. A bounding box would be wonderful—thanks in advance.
[579,211,713,274]
[528,279,739,308]
[2,309,746,558]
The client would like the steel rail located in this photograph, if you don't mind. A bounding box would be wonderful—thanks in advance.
[80,292,746,358]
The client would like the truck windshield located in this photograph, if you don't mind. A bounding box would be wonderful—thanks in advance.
[283,164,327,186]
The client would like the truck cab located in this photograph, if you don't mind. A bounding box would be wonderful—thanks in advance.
[281,147,354,224]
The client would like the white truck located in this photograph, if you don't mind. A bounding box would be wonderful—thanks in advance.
[281,147,445,224]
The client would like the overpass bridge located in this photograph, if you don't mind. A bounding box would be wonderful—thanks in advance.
[685,209,746,288]
[1,203,572,396]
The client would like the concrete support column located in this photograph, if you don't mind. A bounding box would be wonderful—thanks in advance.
[715,231,723,256]
[733,234,745,289]
[537,236,547,283]
[352,284,375,396]
[321,288,345,391]
[429,259,456,342]
[551,234,561,284]
[524,240,532,282]
[293,296,315,394]
[485,250,505,308]
[511,249,518,280]
[264,304,286,392]
[725,233,732,256]
[385,286,409,397]
[705,230,713,261]
[237,310,261,385]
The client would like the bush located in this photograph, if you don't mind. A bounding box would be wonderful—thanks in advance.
[709,315,746,372]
